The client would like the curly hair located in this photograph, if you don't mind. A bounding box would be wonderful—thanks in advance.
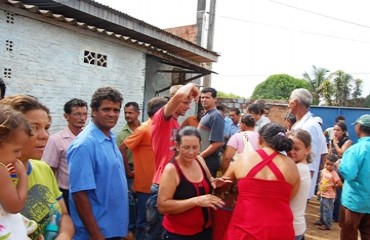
[0,105,33,145]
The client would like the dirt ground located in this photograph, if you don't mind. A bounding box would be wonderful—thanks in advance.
[305,198,340,240]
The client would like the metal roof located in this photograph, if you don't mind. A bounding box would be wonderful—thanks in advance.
[7,0,219,63]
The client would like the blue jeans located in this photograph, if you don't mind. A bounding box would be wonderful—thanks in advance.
[320,197,335,228]
[136,192,151,240]
[127,178,137,232]
[146,184,163,240]
[161,228,212,240]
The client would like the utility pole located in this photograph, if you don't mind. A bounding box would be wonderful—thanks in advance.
[196,0,207,48]
[196,0,216,88]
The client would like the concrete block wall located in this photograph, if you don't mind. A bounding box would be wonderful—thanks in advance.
[0,9,146,134]
[217,98,289,127]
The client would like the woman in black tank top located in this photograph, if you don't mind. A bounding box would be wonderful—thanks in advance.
[157,126,225,240]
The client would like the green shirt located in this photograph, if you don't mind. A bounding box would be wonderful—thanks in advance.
[116,123,138,165]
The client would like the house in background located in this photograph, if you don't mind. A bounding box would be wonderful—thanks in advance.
[0,0,218,132]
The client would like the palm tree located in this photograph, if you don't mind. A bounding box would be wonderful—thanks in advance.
[332,70,353,106]
[303,65,330,105]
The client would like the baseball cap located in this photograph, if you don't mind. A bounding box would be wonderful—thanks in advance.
[352,114,370,127]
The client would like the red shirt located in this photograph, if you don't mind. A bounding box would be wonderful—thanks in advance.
[151,107,179,184]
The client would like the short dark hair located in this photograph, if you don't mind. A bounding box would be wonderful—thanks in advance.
[64,98,88,114]
[285,112,297,124]
[326,154,339,163]
[147,97,167,118]
[240,114,255,127]
[176,126,201,145]
[259,123,293,152]
[216,105,226,112]
[124,102,140,112]
[230,108,241,115]
[335,115,345,122]
[201,87,217,98]
[90,87,123,111]
[247,103,264,116]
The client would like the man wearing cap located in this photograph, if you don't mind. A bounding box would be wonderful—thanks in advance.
[338,114,370,240]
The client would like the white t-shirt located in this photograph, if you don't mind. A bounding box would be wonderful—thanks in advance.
[0,204,28,239]
[290,163,311,236]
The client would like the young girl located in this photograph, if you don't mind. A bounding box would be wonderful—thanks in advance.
[287,129,312,240]
[0,105,32,239]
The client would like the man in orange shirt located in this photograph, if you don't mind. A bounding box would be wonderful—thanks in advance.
[122,97,167,240]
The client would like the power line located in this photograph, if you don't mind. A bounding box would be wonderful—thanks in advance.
[212,14,370,44]
[269,0,370,29]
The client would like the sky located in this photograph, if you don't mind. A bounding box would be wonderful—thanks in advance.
[95,0,370,99]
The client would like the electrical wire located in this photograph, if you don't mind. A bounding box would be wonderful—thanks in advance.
[269,0,370,29]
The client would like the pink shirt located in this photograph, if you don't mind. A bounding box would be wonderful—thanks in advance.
[227,131,260,153]
[42,127,76,189]
[319,168,340,199]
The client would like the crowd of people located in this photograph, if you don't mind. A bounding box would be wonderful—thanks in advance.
[0,78,369,240]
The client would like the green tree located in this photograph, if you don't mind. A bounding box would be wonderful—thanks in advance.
[363,94,370,108]
[217,91,244,99]
[251,74,310,100]
[303,65,330,105]
[352,78,363,100]
[332,70,353,106]
[320,79,334,106]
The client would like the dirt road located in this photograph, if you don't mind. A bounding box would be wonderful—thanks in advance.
[305,198,341,240]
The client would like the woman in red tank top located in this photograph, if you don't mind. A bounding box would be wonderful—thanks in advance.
[219,123,300,240]
[158,126,225,240]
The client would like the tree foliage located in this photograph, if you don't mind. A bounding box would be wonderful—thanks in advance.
[303,66,364,107]
[251,74,310,100]
[303,65,330,105]
[363,94,370,108]
[217,91,244,99]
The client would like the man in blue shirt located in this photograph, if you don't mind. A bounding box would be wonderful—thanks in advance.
[229,108,241,137]
[68,87,128,239]
[339,114,370,240]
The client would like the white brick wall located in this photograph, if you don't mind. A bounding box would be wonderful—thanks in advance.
[0,9,145,134]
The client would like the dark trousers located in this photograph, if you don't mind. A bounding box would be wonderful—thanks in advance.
[59,188,69,213]
[332,186,342,221]
[161,228,212,240]
[339,205,370,240]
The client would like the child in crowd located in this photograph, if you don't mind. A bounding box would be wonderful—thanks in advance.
[0,105,33,239]
[288,129,312,240]
[314,154,342,230]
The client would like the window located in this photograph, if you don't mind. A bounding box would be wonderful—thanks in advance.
[83,50,107,67]
[3,68,11,79]
[5,11,14,24]
[6,40,13,52]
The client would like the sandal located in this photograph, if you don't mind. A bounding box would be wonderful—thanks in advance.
[313,221,322,226]
[318,226,330,230]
